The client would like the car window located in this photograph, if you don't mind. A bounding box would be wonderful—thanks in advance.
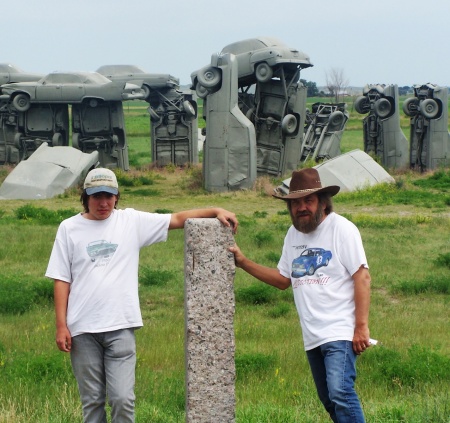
[45,74,83,84]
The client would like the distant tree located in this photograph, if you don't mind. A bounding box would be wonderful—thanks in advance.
[399,86,411,95]
[300,79,319,97]
[325,67,349,103]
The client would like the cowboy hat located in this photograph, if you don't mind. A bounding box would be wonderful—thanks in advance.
[272,168,340,200]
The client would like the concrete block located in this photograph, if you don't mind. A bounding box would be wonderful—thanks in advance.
[184,218,236,423]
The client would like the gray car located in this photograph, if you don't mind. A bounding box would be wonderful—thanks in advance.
[0,63,43,85]
[1,71,145,112]
[192,37,313,93]
[96,65,179,100]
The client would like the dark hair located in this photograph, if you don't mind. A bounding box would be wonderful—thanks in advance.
[318,192,334,215]
[80,190,120,213]
[286,192,334,215]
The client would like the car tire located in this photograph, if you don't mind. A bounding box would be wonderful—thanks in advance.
[255,62,273,83]
[14,132,23,148]
[112,135,119,145]
[12,93,31,112]
[328,111,345,128]
[307,265,315,276]
[197,66,221,88]
[420,98,439,119]
[142,85,151,101]
[402,97,419,117]
[354,96,370,114]
[245,107,255,123]
[281,114,297,134]
[196,83,209,99]
[183,100,196,118]
[52,132,63,146]
[147,106,160,121]
[72,132,81,150]
[374,98,392,118]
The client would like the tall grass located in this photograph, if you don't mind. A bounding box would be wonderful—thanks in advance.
[0,104,449,422]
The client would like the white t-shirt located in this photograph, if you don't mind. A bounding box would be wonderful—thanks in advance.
[278,212,368,351]
[46,208,171,337]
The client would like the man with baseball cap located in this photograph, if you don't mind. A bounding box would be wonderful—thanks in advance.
[46,167,238,423]
[230,167,371,423]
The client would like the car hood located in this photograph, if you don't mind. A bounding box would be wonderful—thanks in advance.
[0,81,37,94]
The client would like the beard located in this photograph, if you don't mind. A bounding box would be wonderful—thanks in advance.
[290,206,324,234]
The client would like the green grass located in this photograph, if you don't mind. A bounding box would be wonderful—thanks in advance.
[0,103,449,422]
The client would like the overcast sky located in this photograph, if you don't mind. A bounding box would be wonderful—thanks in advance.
[6,0,450,89]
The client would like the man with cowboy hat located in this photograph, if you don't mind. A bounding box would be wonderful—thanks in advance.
[230,167,371,423]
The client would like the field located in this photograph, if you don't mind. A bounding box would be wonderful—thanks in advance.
[0,96,449,422]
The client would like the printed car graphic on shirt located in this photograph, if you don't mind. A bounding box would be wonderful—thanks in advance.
[86,240,118,261]
[291,248,332,278]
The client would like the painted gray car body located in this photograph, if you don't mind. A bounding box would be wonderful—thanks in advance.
[1,71,145,112]
[0,142,99,200]
[191,37,312,92]
[403,83,450,171]
[301,102,349,163]
[0,63,43,84]
[192,37,311,189]
[354,84,409,168]
[96,65,179,100]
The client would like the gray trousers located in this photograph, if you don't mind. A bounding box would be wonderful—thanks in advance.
[71,328,136,423]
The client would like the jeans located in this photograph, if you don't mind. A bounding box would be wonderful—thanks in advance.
[306,341,365,423]
[71,329,136,423]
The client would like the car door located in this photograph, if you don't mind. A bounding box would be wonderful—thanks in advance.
[36,76,63,102]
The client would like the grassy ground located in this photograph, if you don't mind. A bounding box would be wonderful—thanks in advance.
[0,98,449,422]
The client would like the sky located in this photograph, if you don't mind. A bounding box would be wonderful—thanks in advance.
[5,0,450,89]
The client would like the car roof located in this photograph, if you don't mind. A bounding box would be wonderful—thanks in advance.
[0,63,23,73]
[43,72,111,84]
[220,37,312,69]
[96,65,145,75]
[221,37,284,54]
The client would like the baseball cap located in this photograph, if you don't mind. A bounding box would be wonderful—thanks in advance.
[84,168,119,195]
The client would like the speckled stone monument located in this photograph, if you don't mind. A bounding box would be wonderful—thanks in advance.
[184,218,236,423]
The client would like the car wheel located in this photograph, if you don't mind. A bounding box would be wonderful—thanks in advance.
[255,62,273,83]
[307,265,315,276]
[142,85,151,101]
[402,97,419,117]
[374,98,392,118]
[281,114,297,134]
[72,132,81,150]
[14,132,23,148]
[183,100,196,118]
[12,93,31,112]
[52,132,63,146]
[89,98,99,108]
[196,83,209,99]
[354,96,370,114]
[245,107,255,123]
[420,98,439,119]
[197,66,221,88]
[325,258,330,266]
[147,106,160,121]
[328,111,345,128]
[112,135,119,144]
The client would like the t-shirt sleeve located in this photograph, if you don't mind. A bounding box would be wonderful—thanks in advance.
[336,219,368,276]
[277,229,292,279]
[130,209,171,247]
[45,223,72,282]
